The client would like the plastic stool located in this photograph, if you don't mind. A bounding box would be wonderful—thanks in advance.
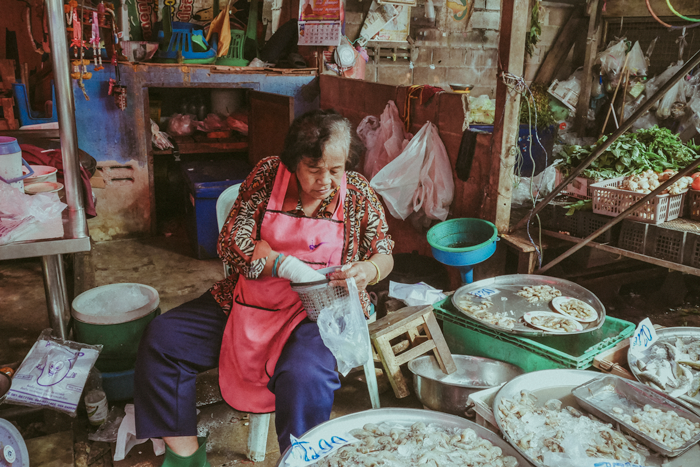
[368,305,456,398]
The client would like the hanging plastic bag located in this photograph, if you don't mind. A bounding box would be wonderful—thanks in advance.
[371,122,454,222]
[5,329,102,416]
[626,41,647,77]
[317,278,371,376]
[656,80,682,120]
[596,38,627,81]
[150,119,173,150]
[357,101,411,181]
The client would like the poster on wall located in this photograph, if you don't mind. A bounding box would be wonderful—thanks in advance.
[357,0,402,46]
[124,0,215,41]
[297,0,342,46]
[368,5,410,43]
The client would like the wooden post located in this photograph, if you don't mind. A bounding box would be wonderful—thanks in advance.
[483,0,530,232]
[575,0,602,137]
[533,7,585,85]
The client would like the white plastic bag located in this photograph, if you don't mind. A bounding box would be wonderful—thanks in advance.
[511,164,557,208]
[626,41,647,76]
[150,119,173,150]
[596,38,627,80]
[357,101,411,181]
[5,329,102,416]
[371,122,454,222]
[469,95,496,124]
[114,404,165,461]
[317,278,371,376]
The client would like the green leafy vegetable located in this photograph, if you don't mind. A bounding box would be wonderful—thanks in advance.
[525,1,542,58]
[556,126,699,180]
[520,83,556,129]
[565,199,592,216]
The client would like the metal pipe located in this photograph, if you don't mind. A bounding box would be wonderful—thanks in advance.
[537,155,700,274]
[41,255,71,339]
[46,0,88,239]
[512,47,700,233]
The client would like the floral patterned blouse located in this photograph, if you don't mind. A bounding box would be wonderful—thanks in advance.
[210,156,394,316]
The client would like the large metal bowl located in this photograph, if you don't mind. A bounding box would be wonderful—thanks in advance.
[408,355,524,417]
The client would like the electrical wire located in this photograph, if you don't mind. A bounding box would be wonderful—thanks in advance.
[666,0,700,22]
[646,0,700,29]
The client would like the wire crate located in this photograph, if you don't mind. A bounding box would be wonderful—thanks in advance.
[591,177,686,224]
[684,233,700,269]
[689,190,700,221]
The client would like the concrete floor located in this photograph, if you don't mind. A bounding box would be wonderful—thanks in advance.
[0,230,422,467]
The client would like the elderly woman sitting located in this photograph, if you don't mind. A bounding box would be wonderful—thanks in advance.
[134,109,394,466]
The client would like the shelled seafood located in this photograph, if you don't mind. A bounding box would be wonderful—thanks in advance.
[313,422,519,467]
[455,296,516,330]
[611,404,700,450]
[527,313,580,333]
[498,390,648,466]
[516,285,562,304]
[558,298,597,321]
[632,337,700,399]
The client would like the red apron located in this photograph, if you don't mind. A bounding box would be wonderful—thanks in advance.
[219,164,346,413]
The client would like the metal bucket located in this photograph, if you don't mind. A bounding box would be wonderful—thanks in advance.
[408,355,524,417]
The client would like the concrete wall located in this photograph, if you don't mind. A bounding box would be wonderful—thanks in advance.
[343,1,575,95]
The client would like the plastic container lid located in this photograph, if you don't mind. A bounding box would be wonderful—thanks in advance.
[0,136,21,155]
[72,283,160,325]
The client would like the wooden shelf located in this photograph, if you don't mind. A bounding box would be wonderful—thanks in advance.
[153,135,248,155]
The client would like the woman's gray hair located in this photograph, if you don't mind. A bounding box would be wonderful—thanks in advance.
[280,109,363,172]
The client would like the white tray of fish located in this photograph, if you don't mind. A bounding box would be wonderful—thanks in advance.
[451,274,605,336]
[276,408,532,467]
[493,369,700,467]
[628,327,700,412]
[572,375,700,457]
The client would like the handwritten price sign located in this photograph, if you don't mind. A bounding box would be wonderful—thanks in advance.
[629,318,657,358]
[286,433,358,466]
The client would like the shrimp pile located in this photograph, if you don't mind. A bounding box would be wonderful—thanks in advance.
[313,422,518,467]
[516,286,561,304]
[558,298,596,321]
[455,296,516,330]
[611,404,700,450]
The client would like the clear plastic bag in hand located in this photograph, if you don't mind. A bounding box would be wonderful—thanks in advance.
[317,278,371,376]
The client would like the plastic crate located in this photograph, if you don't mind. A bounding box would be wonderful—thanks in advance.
[433,297,635,372]
[591,177,686,224]
[645,225,687,263]
[538,204,618,243]
[617,220,650,254]
[555,169,599,200]
[689,190,700,221]
[683,231,700,269]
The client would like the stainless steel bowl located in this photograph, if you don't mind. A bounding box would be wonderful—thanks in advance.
[408,355,524,417]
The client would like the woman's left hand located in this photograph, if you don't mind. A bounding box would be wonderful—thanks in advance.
[328,262,377,291]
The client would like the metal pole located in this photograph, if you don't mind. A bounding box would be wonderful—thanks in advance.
[41,255,71,339]
[46,0,88,239]
[538,156,700,274]
[512,48,700,233]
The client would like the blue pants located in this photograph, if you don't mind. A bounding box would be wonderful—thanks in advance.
[134,292,340,453]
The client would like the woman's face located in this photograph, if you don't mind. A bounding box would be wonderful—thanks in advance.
[296,143,347,201]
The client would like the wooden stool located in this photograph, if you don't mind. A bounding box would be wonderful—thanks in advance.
[368,305,456,398]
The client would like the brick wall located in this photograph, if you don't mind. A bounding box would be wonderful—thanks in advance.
[342,1,575,95]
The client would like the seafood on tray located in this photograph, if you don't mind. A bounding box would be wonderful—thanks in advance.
[454,295,516,330]
[312,422,518,467]
[632,337,700,399]
[611,404,700,450]
[552,297,598,322]
[516,285,562,304]
[498,390,649,466]
[523,311,583,333]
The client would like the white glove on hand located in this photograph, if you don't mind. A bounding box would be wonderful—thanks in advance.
[277,256,326,283]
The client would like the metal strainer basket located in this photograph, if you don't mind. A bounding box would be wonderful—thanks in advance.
[290,266,349,321]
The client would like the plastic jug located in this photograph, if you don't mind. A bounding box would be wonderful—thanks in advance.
[0,137,33,192]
